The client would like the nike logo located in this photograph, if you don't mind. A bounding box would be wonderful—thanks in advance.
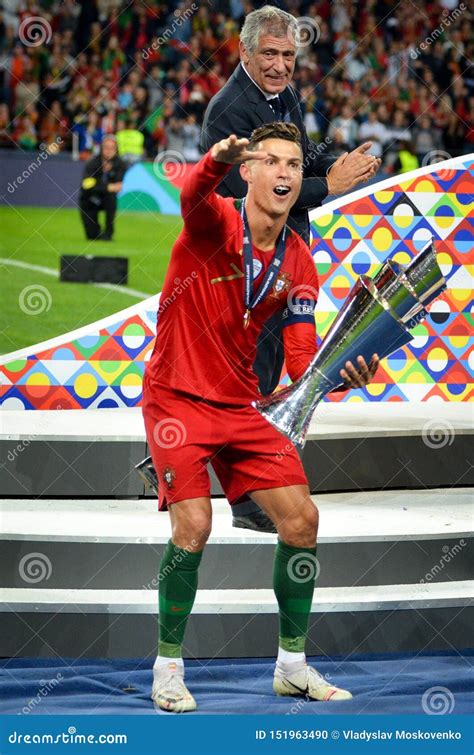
[211,262,244,284]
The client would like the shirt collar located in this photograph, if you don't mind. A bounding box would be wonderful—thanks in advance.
[240,62,279,101]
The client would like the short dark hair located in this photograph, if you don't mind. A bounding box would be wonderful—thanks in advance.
[248,121,302,151]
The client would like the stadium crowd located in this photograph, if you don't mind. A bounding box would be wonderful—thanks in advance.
[0,0,472,169]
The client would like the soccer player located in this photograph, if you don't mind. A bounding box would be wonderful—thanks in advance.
[142,122,378,712]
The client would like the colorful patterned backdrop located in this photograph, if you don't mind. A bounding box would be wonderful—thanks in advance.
[0,156,472,410]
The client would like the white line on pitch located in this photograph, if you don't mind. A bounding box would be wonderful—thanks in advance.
[0,258,149,299]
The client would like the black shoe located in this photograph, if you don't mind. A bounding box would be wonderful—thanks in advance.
[135,456,158,495]
[98,232,112,241]
[232,511,277,534]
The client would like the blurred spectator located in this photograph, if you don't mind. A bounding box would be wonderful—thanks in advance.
[392,140,420,174]
[358,110,388,159]
[328,105,358,150]
[413,115,442,162]
[116,118,145,165]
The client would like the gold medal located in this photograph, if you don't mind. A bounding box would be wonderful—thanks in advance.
[243,309,251,328]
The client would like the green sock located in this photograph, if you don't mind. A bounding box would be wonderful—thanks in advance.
[273,538,318,653]
[158,539,203,658]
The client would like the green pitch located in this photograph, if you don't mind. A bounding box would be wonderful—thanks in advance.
[0,206,182,357]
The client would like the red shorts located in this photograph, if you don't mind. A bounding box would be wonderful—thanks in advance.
[142,376,307,510]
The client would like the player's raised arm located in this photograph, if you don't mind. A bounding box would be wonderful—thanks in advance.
[181,135,267,234]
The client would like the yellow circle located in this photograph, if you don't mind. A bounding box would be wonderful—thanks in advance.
[450,288,471,305]
[354,214,374,227]
[313,212,333,227]
[406,369,428,383]
[332,274,351,289]
[437,252,452,268]
[74,373,98,399]
[26,372,50,386]
[448,334,469,349]
[346,394,364,402]
[372,227,393,251]
[366,383,385,396]
[429,347,447,362]
[374,191,394,204]
[392,251,411,265]
[121,373,142,387]
[392,204,414,228]
[416,179,436,192]
[432,214,455,229]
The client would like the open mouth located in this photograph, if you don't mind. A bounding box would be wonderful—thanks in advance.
[273,184,291,197]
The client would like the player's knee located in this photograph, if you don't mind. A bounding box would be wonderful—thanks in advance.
[172,511,212,551]
[279,499,318,547]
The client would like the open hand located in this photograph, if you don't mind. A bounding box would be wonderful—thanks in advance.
[211,134,268,165]
[327,142,381,195]
[339,353,379,389]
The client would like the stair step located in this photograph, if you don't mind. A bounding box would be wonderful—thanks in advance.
[1,488,471,543]
[2,402,472,442]
[2,580,472,614]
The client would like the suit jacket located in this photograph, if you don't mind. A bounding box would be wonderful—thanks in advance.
[200,63,336,244]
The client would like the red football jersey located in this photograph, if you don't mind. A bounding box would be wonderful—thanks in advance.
[145,150,319,405]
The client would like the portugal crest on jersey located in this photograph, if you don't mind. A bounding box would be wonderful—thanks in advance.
[271,271,292,298]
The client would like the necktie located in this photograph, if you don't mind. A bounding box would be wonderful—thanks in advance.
[270,95,283,121]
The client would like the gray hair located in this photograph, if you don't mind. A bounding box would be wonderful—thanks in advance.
[240,5,299,53]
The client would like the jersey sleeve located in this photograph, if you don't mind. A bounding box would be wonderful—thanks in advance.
[180,149,232,235]
[281,240,319,383]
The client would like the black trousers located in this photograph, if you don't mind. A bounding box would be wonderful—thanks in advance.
[80,193,117,240]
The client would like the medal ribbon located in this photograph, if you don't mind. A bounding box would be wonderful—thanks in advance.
[241,199,287,327]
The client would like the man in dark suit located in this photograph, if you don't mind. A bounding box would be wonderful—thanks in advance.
[197,7,381,533]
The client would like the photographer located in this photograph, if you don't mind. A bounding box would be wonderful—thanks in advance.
[79,135,126,241]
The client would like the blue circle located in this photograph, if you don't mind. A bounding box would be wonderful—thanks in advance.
[332,227,353,252]
[97,398,119,408]
[447,382,465,396]
[77,335,101,348]
[53,348,76,360]
[351,251,371,275]
[387,350,407,370]
[434,205,455,218]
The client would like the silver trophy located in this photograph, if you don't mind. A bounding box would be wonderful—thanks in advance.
[254,239,446,447]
